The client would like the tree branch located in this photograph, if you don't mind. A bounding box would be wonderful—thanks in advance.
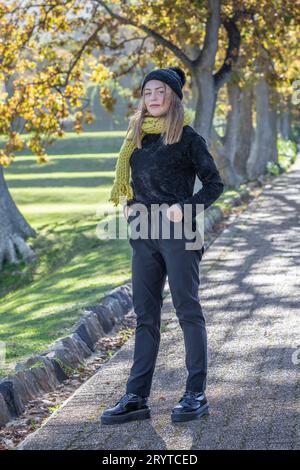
[194,0,221,69]
[92,0,193,68]
[213,18,241,91]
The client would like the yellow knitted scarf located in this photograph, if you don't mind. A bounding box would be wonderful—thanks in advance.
[109,107,193,207]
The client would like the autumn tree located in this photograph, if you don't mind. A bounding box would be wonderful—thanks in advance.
[0,0,299,271]
[211,0,300,183]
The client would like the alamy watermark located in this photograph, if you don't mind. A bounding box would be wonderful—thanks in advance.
[292,345,300,365]
[292,80,300,105]
[0,341,6,371]
[95,201,205,251]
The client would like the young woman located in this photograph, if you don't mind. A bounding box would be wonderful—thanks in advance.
[101,66,224,425]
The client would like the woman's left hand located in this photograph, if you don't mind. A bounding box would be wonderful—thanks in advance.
[166,203,183,222]
[123,204,134,220]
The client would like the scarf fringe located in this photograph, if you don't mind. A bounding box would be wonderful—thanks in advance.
[109,182,134,207]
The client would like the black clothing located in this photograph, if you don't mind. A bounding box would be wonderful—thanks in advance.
[125,210,207,397]
[126,125,224,219]
[124,125,224,398]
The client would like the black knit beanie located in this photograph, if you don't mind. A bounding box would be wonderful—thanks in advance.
[140,66,186,100]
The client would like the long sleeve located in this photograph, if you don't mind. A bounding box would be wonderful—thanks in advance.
[177,133,224,218]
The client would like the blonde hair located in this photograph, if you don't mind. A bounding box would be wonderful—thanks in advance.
[126,82,185,148]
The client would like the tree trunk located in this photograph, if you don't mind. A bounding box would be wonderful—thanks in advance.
[219,80,244,187]
[193,69,217,143]
[234,82,254,181]
[208,78,252,188]
[280,110,291,140]
[0,165,37,271]
[179,0,241,191]
[246,46,279,179]
[189,1,241,143]
[247,76,278,178]
[277,95,292,141]
[268,87,279,164]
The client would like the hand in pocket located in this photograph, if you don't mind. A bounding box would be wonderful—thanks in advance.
[166,203,183,222]
[123,205,134,220]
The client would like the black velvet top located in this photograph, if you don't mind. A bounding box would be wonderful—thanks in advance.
[126,125,224,218]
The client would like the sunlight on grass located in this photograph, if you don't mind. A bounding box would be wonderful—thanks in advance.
[0,132,132,376]
[4,148,119,225]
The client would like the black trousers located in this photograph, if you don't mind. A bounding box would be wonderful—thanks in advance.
[125,207,207,398]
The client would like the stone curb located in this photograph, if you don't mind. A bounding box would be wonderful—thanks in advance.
[0,284,133,427]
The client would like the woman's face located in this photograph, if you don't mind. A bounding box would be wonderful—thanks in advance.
[143,79,171,117]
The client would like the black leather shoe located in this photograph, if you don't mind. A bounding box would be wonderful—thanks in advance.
[101,392,151,425]
[171,390,210,423]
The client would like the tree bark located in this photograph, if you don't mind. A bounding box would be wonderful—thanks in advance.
[234,82,254,181]
[221,80,245,187]
[210,80,241,187]
[246,46,279,178]
[193,68,218,143]
[247,76,278,178]
[280,111,291,140]
[189,1,241,143]
[209,79,255,188]
[0,165,37,271]
[278,98,291,140]
[185,1,242,191]
[268,87,279,164]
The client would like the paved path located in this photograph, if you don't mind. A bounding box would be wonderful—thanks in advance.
[18,158,300,450]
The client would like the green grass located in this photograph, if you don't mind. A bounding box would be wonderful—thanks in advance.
[4,154,114,226]
[213,186,247,214]
[0,131,127,155]
[0,131,132,377]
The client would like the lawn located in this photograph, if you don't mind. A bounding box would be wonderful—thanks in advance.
[0,131,132,377]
